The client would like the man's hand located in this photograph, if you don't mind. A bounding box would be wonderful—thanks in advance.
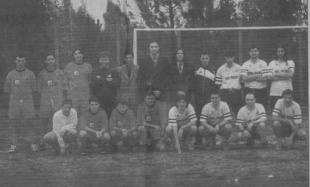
[247,122,254,132]
[153,90,161,98]
[95,131,102,139]
[178,128,183,139]
[60,147,66,155]
[214,125,220,133]
[290,121,298,133]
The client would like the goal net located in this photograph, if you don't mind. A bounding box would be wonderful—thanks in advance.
[133,26,308,103]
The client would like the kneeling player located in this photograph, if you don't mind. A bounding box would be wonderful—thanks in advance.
[272,89,308,150]
[137,91,166,152]
[235,93,268,148]
[109,100,139,150]
[199,92,232,150]
[79,97,110,154]
[43,99,78,155]
[166,93,197,152]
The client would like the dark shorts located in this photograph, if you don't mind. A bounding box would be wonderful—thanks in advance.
[219,89,242,115]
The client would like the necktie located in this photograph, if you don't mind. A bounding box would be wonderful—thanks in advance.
[178,63,183,73]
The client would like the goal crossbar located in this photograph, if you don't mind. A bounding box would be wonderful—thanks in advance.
[133,25,308,64]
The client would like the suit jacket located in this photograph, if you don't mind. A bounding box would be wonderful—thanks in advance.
[117,64,140,105]
[169,61,195,101]
[138,55,170,101]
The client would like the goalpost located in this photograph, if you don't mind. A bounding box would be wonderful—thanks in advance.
[133,25,308,102]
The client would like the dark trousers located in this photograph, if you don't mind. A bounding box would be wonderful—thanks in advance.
[244,87,268,109]
[220,89,242,115]
[194,94,210,144]
[98,96,116,118]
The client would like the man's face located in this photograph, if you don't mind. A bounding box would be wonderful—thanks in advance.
[145,95,155,106]
[249,48,260,59]
[245,94,256,107]
[210,94,220,105]
[62,103,72,117]
[99,57,109,67]
[74,50,84,63]
[176,50,184,61]
[277,47,285,59]
[125,54,133,65]
[15,57,26,70]
[45,55,56,67]
[225,56,235,65]
[90,101,100,113]
[176,99,187,110]
[283,94,293,105]
[200,54,210,66]
[117,104,128,114]
[149,42,159,55]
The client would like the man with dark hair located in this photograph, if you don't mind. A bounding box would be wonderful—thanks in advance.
[43,99,78,155]
[117,51,140,114]
[4,54,38,153]
[64,48,92,117]
[92,51,120,118]
[272,89,308,150]
[79,96,110,154]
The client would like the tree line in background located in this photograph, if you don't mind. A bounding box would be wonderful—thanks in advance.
[0,0,308,104]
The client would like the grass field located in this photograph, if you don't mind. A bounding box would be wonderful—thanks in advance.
[0,106,308,187]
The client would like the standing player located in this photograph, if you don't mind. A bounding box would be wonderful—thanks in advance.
[235,93,268,148]
[92,51,120,118]
[267,45,295,108]
[272,89,308,150]
[190,51,216,146]
[64,48,92,117]
[240,46,268,109]
[166,93,197,152]
[199,92,232,150]
[137,91,166,152]
[117,51,140,114]
[109,100,138,150]
[37,54,67,150]
[43,99,78,155]
[4,54,38,153]
[215,51,242,116]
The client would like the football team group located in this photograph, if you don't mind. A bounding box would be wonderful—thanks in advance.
[3,41,308,155]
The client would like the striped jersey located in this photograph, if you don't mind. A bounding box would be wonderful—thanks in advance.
[266,60,295,96]
[272,99,302,124]
[236,103,266,126]
[4,69,37,99]
[240,59,268,89]
[215,63,242,90]
[64,62,92,99]
[37,68,67,99]
[168,104,197,128]
[200,101,231,125]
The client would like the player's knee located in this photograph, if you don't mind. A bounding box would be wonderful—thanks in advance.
[68,129,78,137]
[198,126,204,133]
[103,132,110,140]
[138,126,145,133]
[225,124,232,130]
[273,121,281,127]
[258,122,266,128]
[190,125,197,133]
[165,126,173,134]
[244,131,252,139]
[132,131,138,138]
[110,130,116,137]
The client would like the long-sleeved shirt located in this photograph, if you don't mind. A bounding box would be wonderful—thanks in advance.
[52,108,78,148]
[109,108,136,130]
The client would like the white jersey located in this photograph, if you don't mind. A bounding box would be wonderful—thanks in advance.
[267,60,295,96]
[236,103,266,126]
[240,59,268,89]
[168,104,197,128]
[272,99,302,124]
[215,63,242,90]
[200,101,232,125]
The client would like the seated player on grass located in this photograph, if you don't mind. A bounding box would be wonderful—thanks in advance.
[43,99,78,155]
[272,89,308,150]
[235,92,268,148]
[109,99,139,150]
[166,93,197,152]
[199,92,232,150]
[137,90,166,152]
[79,96,110,154]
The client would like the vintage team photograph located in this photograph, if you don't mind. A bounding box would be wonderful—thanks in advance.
[0,0,308,186]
